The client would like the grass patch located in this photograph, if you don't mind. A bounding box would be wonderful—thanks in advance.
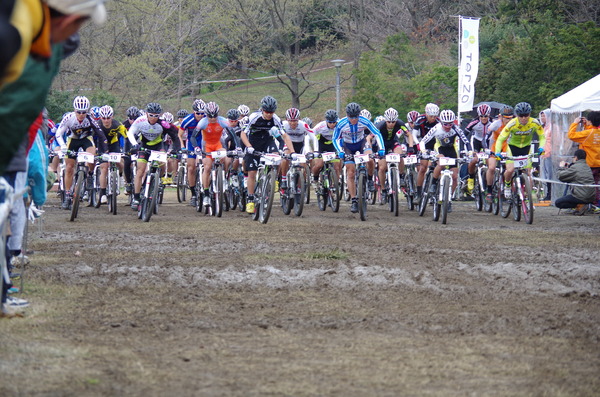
[306,249,348,260]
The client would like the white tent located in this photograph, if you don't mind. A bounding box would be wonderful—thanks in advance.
[550,74,600,114]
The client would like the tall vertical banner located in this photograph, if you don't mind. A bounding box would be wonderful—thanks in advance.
[458,17,480,113]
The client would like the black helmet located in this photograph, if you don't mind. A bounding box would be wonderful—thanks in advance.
[261,95,277,112]
[204,101,219,118]
[345,102,361,117]
[501,105,514,117]
[177,109,188,119]
[126,106,140,119]
[146,102,162,114]
[227,108,240,121]
[325,109,338,123]
[514,102,532,115]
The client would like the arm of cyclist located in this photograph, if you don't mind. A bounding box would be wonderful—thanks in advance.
[90,117,108,153]
[163,123,181,152]
[456,127,473,153]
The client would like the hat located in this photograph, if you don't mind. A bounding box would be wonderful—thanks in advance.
[45,0,108,25]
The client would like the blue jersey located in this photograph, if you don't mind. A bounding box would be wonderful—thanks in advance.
[332,116,384,153]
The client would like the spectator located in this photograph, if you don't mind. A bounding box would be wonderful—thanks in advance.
[539,109,553,201]
[555,149,595,214]
[568,111,600,208]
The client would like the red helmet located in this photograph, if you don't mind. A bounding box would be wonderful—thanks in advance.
[285,108,300,121]
[477,104,491,117]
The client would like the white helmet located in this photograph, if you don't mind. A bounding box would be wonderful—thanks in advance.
[45,0,108,25]
[425,103,439,116]
[162,112,174,123]
[360,109,371,120]
[374,115,385,125]
[73,96,90,111]
[237,104,250,117]
[383,108,398,122]
[439,109,456,123]
[98,105,113,118]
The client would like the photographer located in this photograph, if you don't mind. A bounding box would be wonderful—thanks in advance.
[555,149,595,213]
[568,111,600,208]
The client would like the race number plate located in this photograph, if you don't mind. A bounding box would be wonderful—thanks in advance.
[322,152,337,162]
[385,153,401,163]
[211,149,227,159]
[77,152,95,164]
[262,153,282,165]
[513,156,529,168]
[478,152,489,160]
[57,150,65,159]
[108,152,122,163]
[292,154,307,165]
[439,157,456,166]
[404,155,418,165]
[149,151,168,163]
[354,154,370,164]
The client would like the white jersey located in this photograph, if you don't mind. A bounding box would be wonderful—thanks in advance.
[127,116,170,146]
[55,112,102,146]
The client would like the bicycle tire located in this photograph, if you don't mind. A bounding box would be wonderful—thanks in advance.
[142,175,156,222]
[405,169,415,211]
[176,167,186,203]
[521,175,534,224]
[329,168,340,213]
[358,171,367,221]
[281,176,293,215]
[69,170,85,221]
[294,171,305,216]
[251,176,262,221]
[59,168,66,204]
[512,180,521,222]
[418,173,431,217]
[316,171,327,211]
[304,164,310,204]
[92,168,101,208]
[432,183,440,222]
[369,176,377,205]
[259,170,276,224]
[390,168,399,216]
[474,174,483,212]
[152,173,160,215]
[215,165,223,217]
[441,175,450,224]
[342,169,350,201]
[492,173,501,215]
[500,180,512,218]
[109,169,118,215]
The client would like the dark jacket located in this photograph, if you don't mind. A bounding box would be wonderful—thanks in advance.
[557,159,595,203]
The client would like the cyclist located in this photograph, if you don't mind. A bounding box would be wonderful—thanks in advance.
[484,105,513,202]
[494,102,545,199]
[333,102,385,213]
[175,109,189,148]
[190,102,241,208]
[127,102,181,209]
[406,110,420,132]
[98,105,128,204]
[370,107,415,201]
[122,106,141,195]
[161,112,178,184]
[413,103,440,200]
[240,95,295,214]
[465,104,493,194]
[419,109,472,213]
[55,96,108,210]
[180,99,206,207]
[360,109,372,121]
[279,108,316,190]
[311,109,342,182]
[223,108,244,182]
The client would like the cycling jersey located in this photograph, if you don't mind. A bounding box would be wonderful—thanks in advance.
[375,119,411,149]
[412,114,439,150]
[332,116,384,153]
[243,111,286,147]
[55,112,107,152]
[420,123,472,152]
[465,118,491,149]
[191,116,240,154]
[495,117,545,152]
[312,121,336,152]
[282,120,317,153]
[181,113,204,157]
[101,119,128,147]
[127,116,181,151]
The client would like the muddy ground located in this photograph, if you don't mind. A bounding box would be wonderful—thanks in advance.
[1,189,599,396]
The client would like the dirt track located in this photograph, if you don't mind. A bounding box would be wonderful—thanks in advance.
[1,190,599,396]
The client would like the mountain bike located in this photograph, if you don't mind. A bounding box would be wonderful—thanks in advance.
[69,151,95,222]
[431,156,462,225]
[401,154,418,211]
[251,151,281,224]
[346,152,372,221]
[202,149,230,217]
[194,161,205,213]
[106,152,122,215]
[315,152,340,212]
[124,152,137,206]
[225,152,246,212]
[472,151,489,212]
[418,151,438,217]
[90,156,102,208]
[499,153,537,224]
[137,150,167,222]
[175,150,188,203]
[381,152,401,216]
[280,153,307,217]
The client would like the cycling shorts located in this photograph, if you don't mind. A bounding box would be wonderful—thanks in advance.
[137,143,165,163]
[66,137,94,159]
[437,146,459,169]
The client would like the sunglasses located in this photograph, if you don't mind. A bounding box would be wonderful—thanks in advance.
[76,111,87,115]
[148,113,160,118]
[517,114,530,118]
[101,117,112,120]
[262,111,274,115]
[195,112,205,115]
[442,122,453,127]
[348,116,358,120]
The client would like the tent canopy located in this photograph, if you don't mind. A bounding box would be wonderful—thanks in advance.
[550,74,600,114]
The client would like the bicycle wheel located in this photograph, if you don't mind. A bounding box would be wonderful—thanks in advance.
[492,174,501,215]
[521,175,534,224]
[512,181,521,222]
[215,166,223,217]
[342,169,350,201]
[441,176,450,224]
[92,168,101,208]
[303,164,310,204]
[293,171,305,216]
[474,174,483,212]
[405,170,415,211]
[328,168,340,213]
[432,184,440,222]
[259,170,276,224]
[316,171,327,211]
[59,168,66,204]
[281,176,293,215]
[418,173,431,217]
[152,174,161,215]
[369,176,377,205]
[358,171,367,221]
[251,178,261,222]
[176,167,186,203]
[109,169,118,215]
[389,169,399,216]
[143,175,157,221]
[69,170,84,221]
